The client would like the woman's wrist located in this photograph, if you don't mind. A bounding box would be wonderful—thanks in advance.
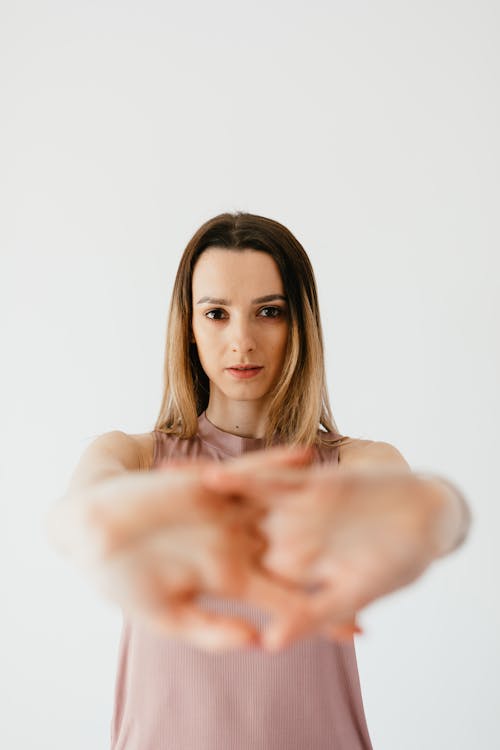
[416,473,473,559]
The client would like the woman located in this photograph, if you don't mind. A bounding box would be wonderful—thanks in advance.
[46,211,471,749]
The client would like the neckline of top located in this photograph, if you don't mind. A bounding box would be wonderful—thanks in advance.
[197,410,267,455]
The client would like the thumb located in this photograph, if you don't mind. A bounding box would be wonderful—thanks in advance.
[199,464,306,506]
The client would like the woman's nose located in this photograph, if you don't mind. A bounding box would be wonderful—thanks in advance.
[229,318,256,352]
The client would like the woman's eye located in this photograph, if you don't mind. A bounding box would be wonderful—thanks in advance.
[205,309,226,320]
[259,306,282,318]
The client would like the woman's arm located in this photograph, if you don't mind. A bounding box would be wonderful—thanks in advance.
[200,441,474,648]
[339,440,472,558]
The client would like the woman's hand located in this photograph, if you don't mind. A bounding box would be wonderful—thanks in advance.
[50,445,316,652]
[200,461,443,650]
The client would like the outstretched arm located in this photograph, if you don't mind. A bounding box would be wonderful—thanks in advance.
[338,440,472,558]
[200,441,473,649]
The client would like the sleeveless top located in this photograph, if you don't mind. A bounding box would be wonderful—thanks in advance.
[110,411,373,750]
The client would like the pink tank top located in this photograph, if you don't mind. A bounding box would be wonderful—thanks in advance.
[110,412,373,749]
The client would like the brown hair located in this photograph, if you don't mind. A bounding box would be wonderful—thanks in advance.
[154,211,350,448]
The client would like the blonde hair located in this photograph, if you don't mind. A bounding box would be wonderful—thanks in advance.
[154,211,351,449]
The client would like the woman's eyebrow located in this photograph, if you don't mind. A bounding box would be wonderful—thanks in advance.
[196,294,288,305]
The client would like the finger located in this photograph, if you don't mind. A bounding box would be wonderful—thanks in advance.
[240,568,314,630]
[260,609,316,651]
[200,465,307,505]
[87,469,241,560]
[319,617,364,643]
[262,577,367,651]
[142,598,262,651]
[222,503,268,530]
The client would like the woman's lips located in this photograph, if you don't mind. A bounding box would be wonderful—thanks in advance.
[226,367,263,379]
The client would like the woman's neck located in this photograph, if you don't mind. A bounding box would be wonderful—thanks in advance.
[205,400,269,439]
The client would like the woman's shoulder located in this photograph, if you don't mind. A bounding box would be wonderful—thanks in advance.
[132,429,199,470]
[148,427,209,467]
[333,437,410,470]
[315,430,372,465]
[336,437,376,466]
[316,428,360,448]
[127,431,156,470]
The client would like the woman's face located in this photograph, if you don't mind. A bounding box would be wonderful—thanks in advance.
[191,248,290,406]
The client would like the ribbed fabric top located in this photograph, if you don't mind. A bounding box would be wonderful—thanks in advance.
[110,412,373,750]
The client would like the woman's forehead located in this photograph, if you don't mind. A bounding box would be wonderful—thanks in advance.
[192,248,284,296]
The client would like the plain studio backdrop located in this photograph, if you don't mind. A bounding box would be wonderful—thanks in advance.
[1,1,498,748]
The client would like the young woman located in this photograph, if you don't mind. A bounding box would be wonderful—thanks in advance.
[46,211,471,750]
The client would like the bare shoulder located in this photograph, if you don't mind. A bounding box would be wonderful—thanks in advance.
[62,430,157,498]
[338,438,411,471]
[128,431,156,471]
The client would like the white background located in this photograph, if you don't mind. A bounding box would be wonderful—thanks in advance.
[1,1,499,748]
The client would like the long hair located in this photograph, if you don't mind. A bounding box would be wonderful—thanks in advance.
[154,211,350,448]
